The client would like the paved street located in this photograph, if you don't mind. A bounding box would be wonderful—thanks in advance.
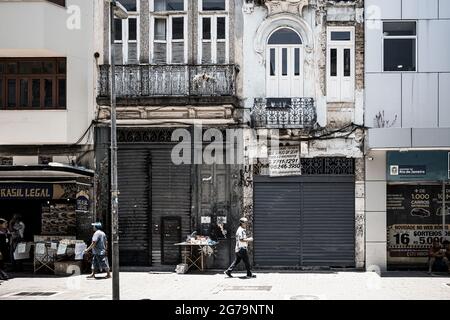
[1,271,450,300]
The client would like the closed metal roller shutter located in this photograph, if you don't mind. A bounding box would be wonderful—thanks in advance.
[150,148,191,266]
[118,147,151,266]
[253,182,301,266]
[302,181,355,267]
[254,176,355,267]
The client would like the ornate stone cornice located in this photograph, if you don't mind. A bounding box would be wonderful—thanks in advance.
[264,0,309,16]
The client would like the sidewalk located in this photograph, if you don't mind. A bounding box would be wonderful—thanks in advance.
[0,271,449,300]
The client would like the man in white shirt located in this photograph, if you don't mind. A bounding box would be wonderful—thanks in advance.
[224,217,255,278]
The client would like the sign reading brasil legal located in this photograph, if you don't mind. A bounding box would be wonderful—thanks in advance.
[387,151,450,181]
[0,183,53,200]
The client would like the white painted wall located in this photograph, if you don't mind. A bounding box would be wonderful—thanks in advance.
[365,2,450,130]
[0,0,95,145]
[365,150,387,271]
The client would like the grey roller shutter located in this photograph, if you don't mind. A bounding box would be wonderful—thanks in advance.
[302,181,355,267]
[253,176,355,268]
[254,182,301,266]
[150,148,191,266]
[118,148,151,266]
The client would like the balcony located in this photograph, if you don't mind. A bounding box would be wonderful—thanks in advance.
[251,98,316,129]
[97,64,237,106]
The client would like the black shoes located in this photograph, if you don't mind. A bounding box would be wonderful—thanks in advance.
[246,274,256,278]
[224,270,233,278]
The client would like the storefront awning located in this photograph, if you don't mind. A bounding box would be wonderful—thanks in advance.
[0,164,94,179]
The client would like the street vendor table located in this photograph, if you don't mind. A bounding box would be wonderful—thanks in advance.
[174,242,215,272]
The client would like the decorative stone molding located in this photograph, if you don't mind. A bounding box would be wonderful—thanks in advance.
[243,0,255,14]
[254,13,314,64]
[264,0,309,16]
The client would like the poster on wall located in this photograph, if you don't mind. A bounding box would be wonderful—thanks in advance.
[268,146,301,177]
[387,184,450,263]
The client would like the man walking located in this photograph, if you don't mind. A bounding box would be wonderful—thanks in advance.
[84,222,111,279]
[225,217,255,278]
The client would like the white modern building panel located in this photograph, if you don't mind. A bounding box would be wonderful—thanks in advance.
[402,0,439,19]
[367,128,412,148]
[366,212,387,242]
[365,25,382,73]
[366,242,387,271]
[365,151,387,181]
[365,74,401,128]
[0,111,68,144]
[366,181,387,212]
[439,73,450,127]
[418,20,450,73]
[412,128,450,147]
[365,0,401,20]
[402,73,439,128]
[439,0,450,18]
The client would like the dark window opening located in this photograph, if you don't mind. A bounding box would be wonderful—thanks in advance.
[344,48,351,77]
[114,19,123,41]
[202,0,226,11]
[294,48,300,76]
[129,18,137,41]
[330,48,337,76]
[172,17,184,40]
[270,48,276,76]
[269,28,302,45]
[203,18,211,40]
[155,0,184,11]
[384,39,416,71]
[217,17,226,40]
[331,31,351,41]
[120,0,137,11]
[383,22,416,36]
[282,48,287,76]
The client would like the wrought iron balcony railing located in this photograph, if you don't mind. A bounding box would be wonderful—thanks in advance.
[251,98,316,129]
[98,64,236,99]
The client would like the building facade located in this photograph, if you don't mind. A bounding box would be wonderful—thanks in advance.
[240,0,365,269]
[95,0,244,268]
[365,0,450,270]
[0,0,97,243]
[95,0,368,270]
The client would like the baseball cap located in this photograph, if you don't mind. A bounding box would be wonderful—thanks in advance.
[92,222,102,229]
[239,217,248,223]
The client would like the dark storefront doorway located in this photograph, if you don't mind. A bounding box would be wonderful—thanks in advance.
[0,200,42,241]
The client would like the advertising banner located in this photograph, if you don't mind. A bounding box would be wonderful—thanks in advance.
[387,184,450,263]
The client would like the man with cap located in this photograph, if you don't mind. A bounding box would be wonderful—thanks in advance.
[224,217,255,278]
[84,222,111,279]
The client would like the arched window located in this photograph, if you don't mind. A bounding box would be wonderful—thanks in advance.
[268,28,302,45]
[266,28,303,98]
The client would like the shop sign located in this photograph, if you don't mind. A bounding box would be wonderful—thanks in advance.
[269,146,301,177]
[0,183,53,200]
[76,190,90,213]
[387,151,449,181]
[387,184,450,262]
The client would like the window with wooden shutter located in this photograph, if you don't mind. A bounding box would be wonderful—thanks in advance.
[198,1,228,65]
[151,1,187,64]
